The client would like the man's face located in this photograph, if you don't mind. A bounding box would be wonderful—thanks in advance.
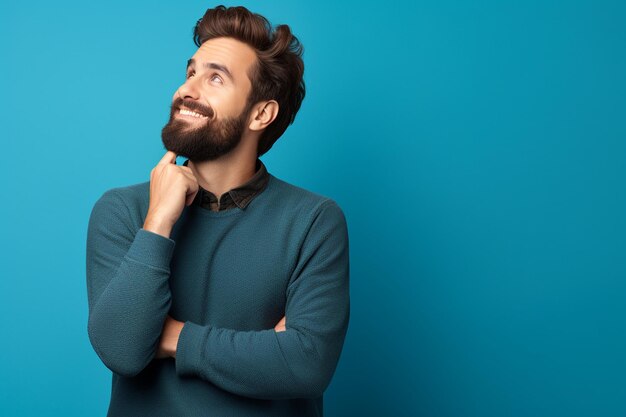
[161,37,258,162]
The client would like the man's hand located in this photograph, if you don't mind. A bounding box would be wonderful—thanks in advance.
[274,315,286,332]
[156,314,287,359]
[144,151,199,238]
[156,315,185,359]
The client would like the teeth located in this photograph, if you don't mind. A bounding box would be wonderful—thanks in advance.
[179,109,208,118]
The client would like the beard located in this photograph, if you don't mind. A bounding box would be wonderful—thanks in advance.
[161,96,250,162]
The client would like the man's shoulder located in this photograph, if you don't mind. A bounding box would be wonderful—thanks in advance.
[92,180,150,220]
[267,174,346,219]
[86,180,150,237]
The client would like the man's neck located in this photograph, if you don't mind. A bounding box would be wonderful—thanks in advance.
[187,151,257,200]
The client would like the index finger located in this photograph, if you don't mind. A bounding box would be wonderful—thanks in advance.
[157,150,178,165]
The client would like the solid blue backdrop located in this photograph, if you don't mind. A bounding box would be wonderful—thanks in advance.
[1,1,625,416]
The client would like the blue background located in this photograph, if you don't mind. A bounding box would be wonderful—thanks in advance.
[2,1,625,416]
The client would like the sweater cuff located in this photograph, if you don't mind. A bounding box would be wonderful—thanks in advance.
[125,228,176,270]
[175,321,208,377]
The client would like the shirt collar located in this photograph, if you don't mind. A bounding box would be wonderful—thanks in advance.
[182,158,269,211]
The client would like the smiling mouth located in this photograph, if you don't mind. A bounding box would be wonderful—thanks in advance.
[178,108,209,119]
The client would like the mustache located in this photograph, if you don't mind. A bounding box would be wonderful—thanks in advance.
[171,97,215,119]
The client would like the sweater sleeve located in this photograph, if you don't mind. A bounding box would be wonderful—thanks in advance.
[86,189,176,377]
[174,200,351,400]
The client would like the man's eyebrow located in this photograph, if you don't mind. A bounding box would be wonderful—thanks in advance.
[186,58,235,83]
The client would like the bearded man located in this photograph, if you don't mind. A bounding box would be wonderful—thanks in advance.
[86,5,350,417]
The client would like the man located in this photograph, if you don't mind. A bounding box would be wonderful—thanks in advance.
[85,5,350,417]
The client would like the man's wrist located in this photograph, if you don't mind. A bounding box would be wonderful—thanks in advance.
[168,320,185,358]
[143,215,173,238]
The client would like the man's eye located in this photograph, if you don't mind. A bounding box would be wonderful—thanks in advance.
[185,72,221,84]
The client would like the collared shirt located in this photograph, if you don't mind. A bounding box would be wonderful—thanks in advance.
[182,158,270,212]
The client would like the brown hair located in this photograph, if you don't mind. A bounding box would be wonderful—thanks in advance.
[193,5,305,157]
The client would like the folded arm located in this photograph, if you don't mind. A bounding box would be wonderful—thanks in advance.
[86,190,176,377]
[173,200,351,400]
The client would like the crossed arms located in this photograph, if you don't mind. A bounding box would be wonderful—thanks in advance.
[86,191,350,400]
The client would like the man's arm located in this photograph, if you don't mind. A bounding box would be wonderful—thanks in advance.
[173,200,351,400]
[86,189,176,377]
[86,151,197,377]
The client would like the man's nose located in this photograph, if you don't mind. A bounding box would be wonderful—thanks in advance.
[177,76,202,100]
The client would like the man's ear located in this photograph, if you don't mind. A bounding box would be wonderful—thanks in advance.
[248,100,279,132]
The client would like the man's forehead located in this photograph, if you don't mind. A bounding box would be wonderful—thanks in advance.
[189,37,257,78]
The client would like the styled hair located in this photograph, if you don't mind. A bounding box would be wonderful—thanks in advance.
[193,5,305,157]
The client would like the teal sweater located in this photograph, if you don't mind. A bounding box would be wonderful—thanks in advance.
[85,173,350,417]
